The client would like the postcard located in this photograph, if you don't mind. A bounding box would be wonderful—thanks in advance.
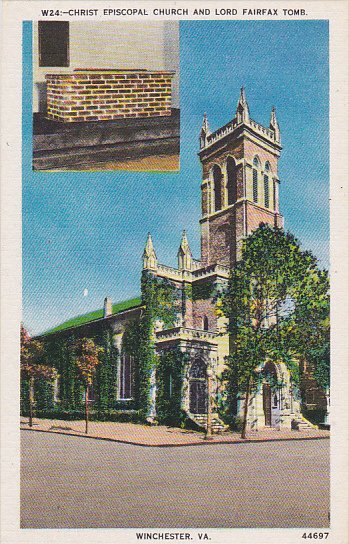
[0,2,348,544]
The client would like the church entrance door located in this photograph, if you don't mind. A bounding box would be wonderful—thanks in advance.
[190,381,207,413]
[262,361,281,427]
[189,358,208,414]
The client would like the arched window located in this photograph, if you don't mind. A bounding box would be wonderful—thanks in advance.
[203,316,209,331]
[213,164,222,211]
[253,168,258,203]
[253,156,259,203]
[189,358,207,379]
[189,358,208,414]
[53,377,60,403]
[84,385,96,402]
[119,353,134,399]
[265,161,271,172]
[264,174,269,208]
[226,157,237,205]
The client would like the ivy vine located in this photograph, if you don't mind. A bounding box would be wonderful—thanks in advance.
[191,279,216,301]
[156,348,189,426]
[22,272,186,424]
[137,271,181,419]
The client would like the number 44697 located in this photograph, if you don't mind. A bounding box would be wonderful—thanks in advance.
[302,534,329,539]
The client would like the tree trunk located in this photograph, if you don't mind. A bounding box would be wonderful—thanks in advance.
[85,385,89,434]
[241,376,252,439]
[29,376,34,428]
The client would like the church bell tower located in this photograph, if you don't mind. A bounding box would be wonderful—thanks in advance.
[199,88,283,267]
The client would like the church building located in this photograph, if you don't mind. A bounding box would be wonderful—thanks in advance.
[36,89,316,432]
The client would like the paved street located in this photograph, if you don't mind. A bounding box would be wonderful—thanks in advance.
[21,430,330,529]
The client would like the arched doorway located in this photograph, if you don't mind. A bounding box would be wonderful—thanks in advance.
[189,358,208,414]
[262,362,280,427]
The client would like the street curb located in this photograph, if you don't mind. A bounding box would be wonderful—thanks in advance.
[20,427,330,448]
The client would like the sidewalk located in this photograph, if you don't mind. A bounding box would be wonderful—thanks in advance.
[20,417,330,447]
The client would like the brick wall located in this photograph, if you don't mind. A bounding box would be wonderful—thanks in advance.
[45,70,174,123]
[200,208,236,267]
[192,298,217,331]
[245,201,283,233]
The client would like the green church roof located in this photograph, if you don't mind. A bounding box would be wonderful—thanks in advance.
[42,297,142,336]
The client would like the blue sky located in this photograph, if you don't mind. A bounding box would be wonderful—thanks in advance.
[23,20,329,336]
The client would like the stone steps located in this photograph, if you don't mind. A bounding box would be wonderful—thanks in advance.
[291,416,318,431]
[190,414,229,434]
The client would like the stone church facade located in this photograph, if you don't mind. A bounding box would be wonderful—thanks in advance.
[37,90,318,432]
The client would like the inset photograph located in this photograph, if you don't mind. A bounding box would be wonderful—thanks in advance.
[32,21,180,172]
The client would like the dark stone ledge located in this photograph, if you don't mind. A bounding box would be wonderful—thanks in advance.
[33,108,180,171]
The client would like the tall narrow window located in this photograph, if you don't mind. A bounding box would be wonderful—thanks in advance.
[264,175,269,208]
[227,157,237,205]
[84,385,96,402]
[53,377,60,403]
[253,169,258,203]
[213,165,222,211]
[38,21,69,67]
[119,353,134,399]
[203,316,209,331]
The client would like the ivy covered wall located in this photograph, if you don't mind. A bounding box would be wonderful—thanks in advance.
[21,377,55,413]
[156,349,189,426]
[191,279,216,301]
[94,329,119,414]
[21,327,122,419]
[22,271,187,423]
[137,271,181,419]
[44,335,83,410]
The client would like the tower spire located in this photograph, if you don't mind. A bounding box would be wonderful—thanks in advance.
[199,112,211,149]
[202,112,210,134]
[270,106,281,143]
[236,86,250,124]
[177,230,193,270]
[142,233,157,270]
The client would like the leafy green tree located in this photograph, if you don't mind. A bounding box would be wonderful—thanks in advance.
[20,324,58,427]
[71,337,104,433]
[222,225,329,438]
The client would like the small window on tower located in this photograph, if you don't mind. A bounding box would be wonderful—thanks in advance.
[213,164,222,211]
[264,175,269,208]
[265,161,271,172]
[253,169,258,203]
[227,157,237,205]
[253,156,260,167]
[38,21,70,67]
